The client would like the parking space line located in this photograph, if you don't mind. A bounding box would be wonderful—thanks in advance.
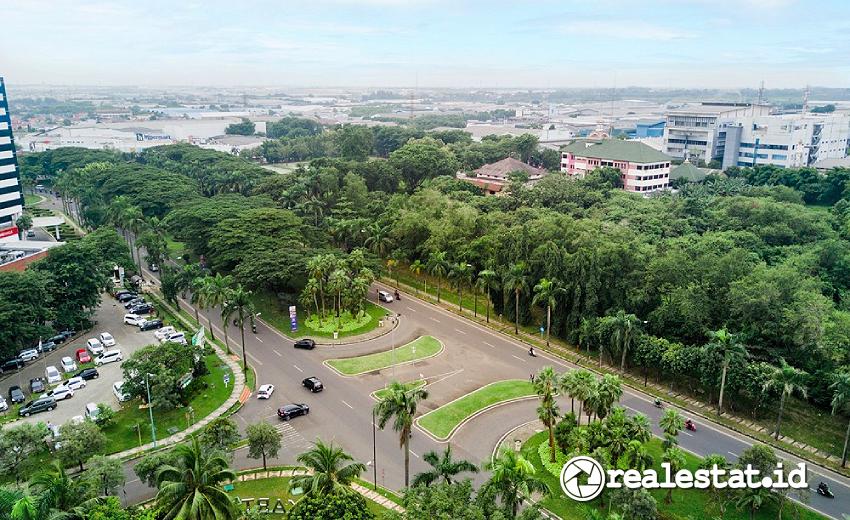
[341,400,354,409]
[293,364,303,372]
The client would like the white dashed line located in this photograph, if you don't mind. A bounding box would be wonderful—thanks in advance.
[683,432,694,437]
[341,400,354,409]
[454,329,466,335]
[429,317,440,323]
[406,306,416,312]
[728,451,738,458]
[255,337,264,343]
[248,353,264,366]
[410,450,419,459]
[273,349,282,357]
[483,341,496,348]
[293,364,303,373]
[511,354,527,363]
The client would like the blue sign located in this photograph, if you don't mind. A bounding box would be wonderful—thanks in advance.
[288,305,298,332]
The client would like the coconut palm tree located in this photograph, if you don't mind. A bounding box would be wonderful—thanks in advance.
[532,278,565,347]
[484,448,549,518]
[503,262,528,335]
[577,317,596,357]
[735,486,779,520]
[763,358,808,440]
[476,269,498,323]
[198,273,234,345]
[605,310,641,372]
[706,328,748,416]
[830,371,850,467]
[28,461,97,518]
[449,262,472,311]
[307,254,333,319]
[373,380,429,487]
[289,441,366,497]
[364,223,393,258]
[222,284,255,371]
[571,369,595,425]
[426,251,448,302]
[662,447,686,504]
[620,440,654,471]
[327,268,348,323]
[123,205,146,274]
[409,259,425,295]
[155,438,237,520]
[534,366,560,462]
[659,408,685,450]
[595,374,623,420]
[0,488,38,520]
[411,445,478,487]
[558,370,578,414]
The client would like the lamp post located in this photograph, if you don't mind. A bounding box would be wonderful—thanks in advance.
[371,407,378,491]
[391,313,401,379]
[145,373,157,447]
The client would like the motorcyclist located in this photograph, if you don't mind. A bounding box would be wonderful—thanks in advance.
[654,398,663,408]
[528,347,536,357]
[394,289,400,300]
[685,419,695,430]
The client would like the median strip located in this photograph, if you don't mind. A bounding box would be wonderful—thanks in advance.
[325,335,443,376]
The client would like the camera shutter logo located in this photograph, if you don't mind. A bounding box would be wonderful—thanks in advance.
[560,456,605,502]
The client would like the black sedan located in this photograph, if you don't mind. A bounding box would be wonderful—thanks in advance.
[116,292,138,303]
[74,368,100,381]
[293,339,316,350]
[302,377,323,393]
[278,403,309,421]
[129,303,154,315]
[139,319,164,331]
[0,358,24,373]
[8,385,25,404]
[48,334,66,344]
[29,378,46,394]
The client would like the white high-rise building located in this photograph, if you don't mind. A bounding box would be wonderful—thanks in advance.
[663,103,771,163]
[0,77,23,234]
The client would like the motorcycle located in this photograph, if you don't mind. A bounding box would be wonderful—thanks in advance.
[528,348,537,357]
[685,420,696,432]
[394,290,401,301]
[817,482,835,499]
[654,400,664,409]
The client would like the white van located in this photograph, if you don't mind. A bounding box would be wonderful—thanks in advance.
[84,402,99,420]
[112,381,130,402]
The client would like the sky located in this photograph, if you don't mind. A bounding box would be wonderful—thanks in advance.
[2,0,849,89]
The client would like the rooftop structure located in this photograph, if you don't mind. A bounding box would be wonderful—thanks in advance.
[663,103,771,162]
[560,139,672,194]
[460,157,547,195]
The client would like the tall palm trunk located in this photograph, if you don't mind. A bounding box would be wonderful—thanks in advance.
[718,359,729,415]
[240,324,247,370]
[485,285,491,323]
[223,322,230,355]
[841,417,850,467]
[774,392,787,439]
[548,423,556,462]
[404,435,410,487]
[514,289,520,334]
[473,287,478,317]
[436,277,441,303]
[545,305,551,346]
[619,330,630,372]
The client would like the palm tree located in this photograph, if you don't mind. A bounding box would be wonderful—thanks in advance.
[327,268,348,322]
[301,278,321,321]
[476,269,498,323]
[534,366,560,462]
[364,223,393,257]
[659,408,685,450]
[503,262,528,335]
[373,380,429,487]
[559,370,578,414]
[29,461,93,518]
[289,441,366,496]
[484,448,549,518]
[197,274,234,344]
[763,358,808,440]
[620,440,654,471]
[830,371,850,467]
[155,438,237,520]
[106,195,131,236]
[595,374,623,420]
[735,486,779,520]
[532,278,565,347]
[605,310,641,372]
[449,262,472,311]
[571,369,595,425]
[410,259,425,295]
[662,447,686,504]
[222,284,255,371]
[307,255,333,319]
[426,251,448,302]
[411,445,478,487]
[577,317,596,357]
[706,328,748,415]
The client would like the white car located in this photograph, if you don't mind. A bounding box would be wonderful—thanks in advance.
[154,326,176,341]
[160,332,186,345]
[19,349,39,362]
[123,314,144,326]
[45,365,62,384]
[257,384,275,399]
[86,338,104,355]
[60,356,77,373]
[63,377,87,391]
[99,332,116,347]
[95,349,122,366]
[0,396,7,412]
[46,385,74,400]
[377,290,394,303]
[113,381,130,402]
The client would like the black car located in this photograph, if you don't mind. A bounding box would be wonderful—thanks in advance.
[124,298,145,309]
[0,358,24,373]
[74,367,99,381]
[293,339,316,350]
[115,289,134,298]
[129,303,154,315]
[116,292,138,302]
[58,330,76,340]
[8,385,25,404]
[278,403,309,421]
[139,319,163,331]
[29,378,46,394]
[302,377,323,392]
[48,334,66,344]
[38,341,57,353]
[19,397,56,417]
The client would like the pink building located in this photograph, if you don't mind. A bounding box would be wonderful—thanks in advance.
[560,139,672,193]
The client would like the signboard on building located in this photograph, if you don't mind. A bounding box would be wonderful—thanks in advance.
[0,226,19,240]
[288,305,297,332]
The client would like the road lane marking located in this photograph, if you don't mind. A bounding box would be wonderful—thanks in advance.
[483,341,496,348]
[341,400,354,409]
[728,451,738,457]
[248,353,264,366]
[429,317,440,323]
[683,431,694,437]
[406,306,416,312]
[255,337,264,343]
[410,450,419,459]
[511,354,527,363]
[273,349,282,357]
[454,329,466,335]
[293,364,303,372]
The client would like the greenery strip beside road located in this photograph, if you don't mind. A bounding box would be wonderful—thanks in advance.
[325,336,443,376]
[416,380,536,441]
[371,380,426,401]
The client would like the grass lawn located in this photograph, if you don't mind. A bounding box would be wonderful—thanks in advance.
[24,193,43,206]
[372,379,426,400]
[165,235,186,260]
[417,379,535,440]
[252,290,388,339]
[100,354,232,453]
[522,431,826,520]
[228,477,391,518]
[326,336,442,376]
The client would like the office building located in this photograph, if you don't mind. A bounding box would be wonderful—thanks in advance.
[0,78,23,231]
[560,139,672,193]
[663,103,770,162]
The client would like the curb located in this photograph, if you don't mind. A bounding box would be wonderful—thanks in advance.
[324,336,445,377]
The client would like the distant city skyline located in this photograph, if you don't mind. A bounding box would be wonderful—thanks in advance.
[3,0,850,89]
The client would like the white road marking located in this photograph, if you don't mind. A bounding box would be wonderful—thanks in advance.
[410,450,419,459]
[454,329,466,335]
[429,317,440,323]
[728,451,738,458]
[341,400,354,409]
[511,354,527,363]
[683,431,694,437]
[248,353,264,366]
[483,341,496,348]
[292,364,303,372]
[255,337,264,343]
[273,349,282,357]
[406,306,416,312]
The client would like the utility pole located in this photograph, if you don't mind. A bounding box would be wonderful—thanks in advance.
[146,374,157,447]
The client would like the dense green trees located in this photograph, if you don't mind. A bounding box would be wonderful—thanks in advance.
[224,118,255,136]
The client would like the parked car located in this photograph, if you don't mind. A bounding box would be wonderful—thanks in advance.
[154,326,176,341]
[75,348,91,364]
[302,377,324,393]
[74,368,99,381]
[293,339,316,350]
[63,377,87,391]
[0,358,24,373]
[60,356,77,373]
[46,385,74,401]
[38,341,57,353]
[160,332,186,345]
[19,349,39,362]
[123,298,145,309]
[84,402,99,421]
[139,319,163,331]
[45,366,62,384]
[95,350,122,366]
[129,303,153,315]
[378,290,394,303]
[48,334,66,345]
[257,384,275,399]
[86,339,104,356]
[114,290,134,299]
[0,396,7,412]
[8,385,25,404]
[58,330,76,341]
[149,263,159,272]
[19,397,56,417]
[277,403,309,421]
[112,381,130,402]
[99,332,116,347]
[117,293,138,303]
[30,378,46,394]
[124,314,144,326]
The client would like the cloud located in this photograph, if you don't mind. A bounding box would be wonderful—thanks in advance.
[559,20,694,41]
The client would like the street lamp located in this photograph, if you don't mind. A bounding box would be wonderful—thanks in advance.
[371,408,378,491]
[391,313,401,379]
[145,373,157,447]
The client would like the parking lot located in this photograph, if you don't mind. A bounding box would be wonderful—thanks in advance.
[1,293,161,428]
